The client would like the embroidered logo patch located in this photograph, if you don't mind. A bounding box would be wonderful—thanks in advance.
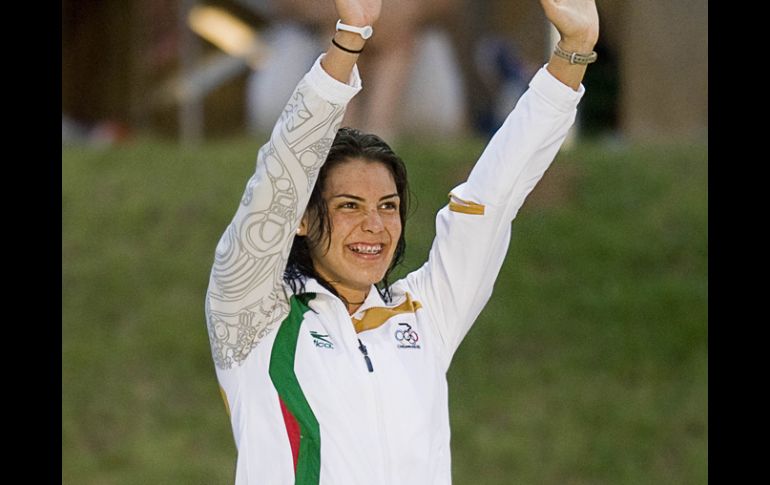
[310,330,334,349]
[395,323,421,349]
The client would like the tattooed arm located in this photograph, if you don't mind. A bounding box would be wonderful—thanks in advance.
[205,56,364,369]
[205,0,380,369]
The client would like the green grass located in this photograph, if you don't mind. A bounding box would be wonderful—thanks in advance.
[63,135,707,484]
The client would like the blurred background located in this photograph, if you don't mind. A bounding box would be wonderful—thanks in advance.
[62,0,707,483]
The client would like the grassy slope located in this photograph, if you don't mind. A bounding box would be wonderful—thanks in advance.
[62,136,707,484]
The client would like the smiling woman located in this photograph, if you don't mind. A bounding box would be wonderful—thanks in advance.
[289,128,408,312]
[304,159,401,304]
[204,0,599,483]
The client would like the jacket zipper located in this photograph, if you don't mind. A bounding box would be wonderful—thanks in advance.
[357,338,374,372]
[356,336,392,483]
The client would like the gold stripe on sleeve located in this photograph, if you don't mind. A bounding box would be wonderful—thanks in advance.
[448,192,485,215]
[219,385,231,417]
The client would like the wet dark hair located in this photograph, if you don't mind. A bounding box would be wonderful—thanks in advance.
[283,127,409,304]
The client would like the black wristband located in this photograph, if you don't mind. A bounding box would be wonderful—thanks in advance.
[331,37,364,54]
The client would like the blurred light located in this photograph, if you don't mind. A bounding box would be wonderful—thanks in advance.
[187,5,268,69]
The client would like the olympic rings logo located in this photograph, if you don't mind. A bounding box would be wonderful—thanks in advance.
[395,323,419,345]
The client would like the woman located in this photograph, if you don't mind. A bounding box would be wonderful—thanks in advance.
[206,0,599,483]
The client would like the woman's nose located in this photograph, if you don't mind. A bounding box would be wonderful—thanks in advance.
[361,209,384,233]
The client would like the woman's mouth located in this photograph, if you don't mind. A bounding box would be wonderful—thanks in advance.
[347,243,384,256]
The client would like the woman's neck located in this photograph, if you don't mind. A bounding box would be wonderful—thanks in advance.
[346,301,364,315]
[310,271,370,315]
[333,286,369,315]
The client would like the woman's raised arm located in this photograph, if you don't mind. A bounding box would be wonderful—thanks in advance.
[541,0,600,90]
[206,0,382,370]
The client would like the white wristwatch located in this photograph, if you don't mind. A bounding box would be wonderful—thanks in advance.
[336,19,373,40]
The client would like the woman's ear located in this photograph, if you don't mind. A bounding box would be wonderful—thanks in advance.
[296,213,309,236]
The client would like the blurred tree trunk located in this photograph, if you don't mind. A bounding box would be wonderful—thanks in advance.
[62,0,135,123]
[621,0,708,141]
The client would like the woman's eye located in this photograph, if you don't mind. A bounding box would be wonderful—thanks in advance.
[380,202,398,210]
[340,202,357,209]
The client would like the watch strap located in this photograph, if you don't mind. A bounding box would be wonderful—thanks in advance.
[335,20,373,39]
[553,43,598,65]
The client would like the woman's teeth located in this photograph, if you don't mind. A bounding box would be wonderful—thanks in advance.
[348,244,383,254]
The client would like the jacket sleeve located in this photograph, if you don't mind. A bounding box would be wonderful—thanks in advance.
[404,66,585,370]
[206,55,361,370]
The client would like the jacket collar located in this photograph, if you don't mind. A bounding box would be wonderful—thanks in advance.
[298,276,420,334]
[300,276,387,312]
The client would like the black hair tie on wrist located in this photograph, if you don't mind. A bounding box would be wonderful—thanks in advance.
[331,37,364,54]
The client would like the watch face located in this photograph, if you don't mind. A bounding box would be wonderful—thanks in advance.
[336,21,374,39]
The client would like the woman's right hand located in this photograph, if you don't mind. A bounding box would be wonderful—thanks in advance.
[321,0,381,82]
[334,0,382,27]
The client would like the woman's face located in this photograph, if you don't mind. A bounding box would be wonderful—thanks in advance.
[303,158,402,299]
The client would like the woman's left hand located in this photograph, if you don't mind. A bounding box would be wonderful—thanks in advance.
[539,0,599,52]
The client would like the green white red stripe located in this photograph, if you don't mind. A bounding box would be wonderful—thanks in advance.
[269,294,321,484]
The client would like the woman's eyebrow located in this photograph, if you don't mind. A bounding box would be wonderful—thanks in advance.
[330,193,399,201]
[330,194,365,201]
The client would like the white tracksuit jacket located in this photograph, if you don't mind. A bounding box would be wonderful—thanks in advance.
[205,54,584,484]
